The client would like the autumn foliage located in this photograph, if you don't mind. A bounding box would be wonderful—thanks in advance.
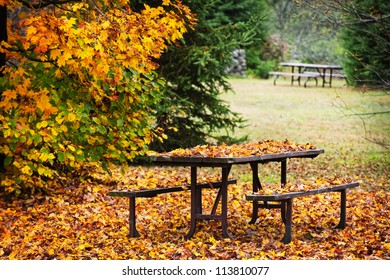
[0,0,195,195]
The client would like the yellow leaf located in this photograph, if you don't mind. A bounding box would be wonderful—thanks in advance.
[67,113,77,122]
[101,21,110,29]
[55,114,65,124]
[60,124,68,132]
[37,121,48,129]
[57,55,66,67]
[68,145,76,152]
[21,165,32,175]
[50,127,59,136]
[36,95,52,113]
[50,49,61,60]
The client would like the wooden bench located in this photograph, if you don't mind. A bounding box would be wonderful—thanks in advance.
[303,71,346,79]
[268,71,320,87]
[246,182,359,244]
[109,179,237,237]
[303,71,347,79]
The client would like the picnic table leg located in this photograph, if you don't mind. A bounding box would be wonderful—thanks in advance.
[249,163,263,224]
[291,66,302,86]
[329,69,333,87]
[335,189,347,229]
[185,166,198,240]
[279,159,288,223]
[211,165,232,215]
[273,75,280,86]
[221,166,232,238]
[298,66,303,86]
[280,200,287,224]
[290,66,295,85]
[281,199,293,244]
[128,197,141,237]
[281,159,287,186]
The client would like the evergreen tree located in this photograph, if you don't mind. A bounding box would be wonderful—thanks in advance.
[340,0,390,88]
[132,0,268,151]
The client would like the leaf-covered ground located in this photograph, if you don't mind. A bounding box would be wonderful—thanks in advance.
[1,155,389,260]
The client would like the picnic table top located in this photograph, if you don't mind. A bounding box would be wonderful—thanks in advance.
[280,62,342,70]
[148,149,325,165]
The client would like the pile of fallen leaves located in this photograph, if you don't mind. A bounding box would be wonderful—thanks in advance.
[152,139,318,157]
[0,160,388,260]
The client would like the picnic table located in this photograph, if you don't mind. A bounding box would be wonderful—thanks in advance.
[148,147,325,240]
[270,62,344,87]
[110,141,359,243]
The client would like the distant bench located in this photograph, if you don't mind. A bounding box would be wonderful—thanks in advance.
[303,71,346,79]
[246,181,359,243]
[109,179,237,237]
[268,71,320,87]
[303,71,347,83]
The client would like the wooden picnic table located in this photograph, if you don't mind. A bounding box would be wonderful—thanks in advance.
[148,148,325,239]
[279,62,343,87]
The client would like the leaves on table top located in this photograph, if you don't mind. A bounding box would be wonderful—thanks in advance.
[151,139,318,157]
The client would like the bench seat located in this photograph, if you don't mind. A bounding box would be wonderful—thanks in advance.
[110,179,237,237]
[246,182,359,243]
[268,71,320,87]
[303,71,346,79]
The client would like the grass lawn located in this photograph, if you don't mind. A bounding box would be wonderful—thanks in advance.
[224,78,389,189]
[225,78,388,155]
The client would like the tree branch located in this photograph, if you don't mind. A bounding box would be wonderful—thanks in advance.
[19,0,81,9]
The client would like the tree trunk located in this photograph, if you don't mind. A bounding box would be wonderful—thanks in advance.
[0,5,6,172]
[0,5,6,74]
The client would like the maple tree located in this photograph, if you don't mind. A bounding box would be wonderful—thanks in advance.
[0,0,195,196]
[140,0,265,152]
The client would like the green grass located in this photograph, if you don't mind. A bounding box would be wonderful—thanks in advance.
[223,77,389,189]
[224,78,389,153]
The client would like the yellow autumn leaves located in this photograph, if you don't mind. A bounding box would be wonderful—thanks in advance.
[16,1,194,90]
[0,1,196,195]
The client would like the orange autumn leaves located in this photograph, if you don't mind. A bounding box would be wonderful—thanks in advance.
[1,1,195,115]
[20,2,193,80]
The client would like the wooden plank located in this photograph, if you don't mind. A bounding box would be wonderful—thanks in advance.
[304,71,346,78]
[280,62,342,70]
[148,155,203,163]
[268,71,320,78]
